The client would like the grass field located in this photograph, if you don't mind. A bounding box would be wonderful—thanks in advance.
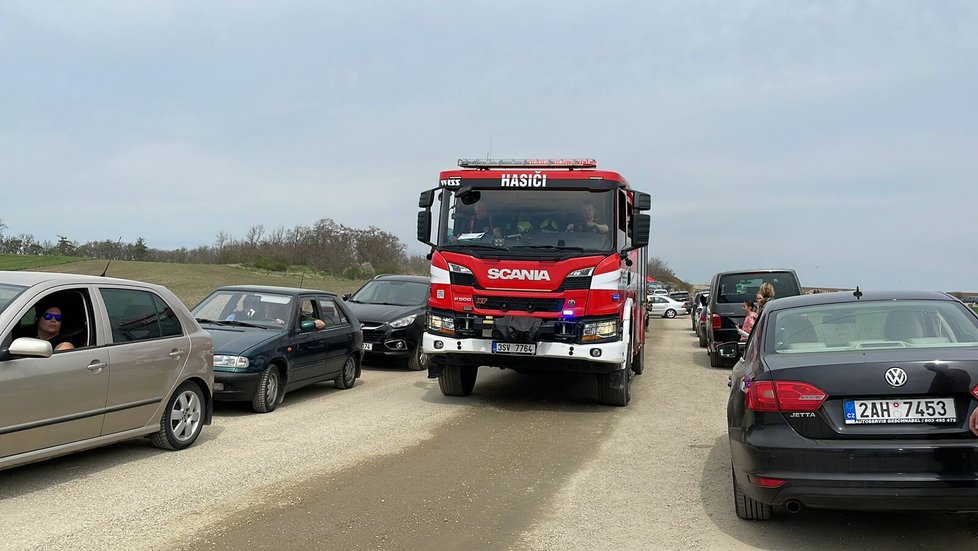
[19,259,366,308]
[0,254,81,271]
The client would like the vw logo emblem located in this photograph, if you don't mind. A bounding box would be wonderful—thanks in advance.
[884,367,908,387]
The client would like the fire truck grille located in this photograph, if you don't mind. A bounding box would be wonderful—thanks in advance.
[561,276,592,290]
[450,272,476,287]
[473,296,563,312]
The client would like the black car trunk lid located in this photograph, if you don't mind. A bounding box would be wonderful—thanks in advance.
[764,349,978,439]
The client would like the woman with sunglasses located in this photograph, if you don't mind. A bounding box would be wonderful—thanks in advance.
[34,306,75,351]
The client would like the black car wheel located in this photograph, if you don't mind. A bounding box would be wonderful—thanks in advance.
[407,342,426,371]
[151,382,205,450]
[252,366,281,413]
[732,466,772,520]
[439,364,477,396]
[335,354,358,389]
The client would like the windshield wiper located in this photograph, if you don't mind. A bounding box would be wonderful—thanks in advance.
[195,317,222,325]
[220,320,268,329]
[510,245,586,252]
[442,243,509,251]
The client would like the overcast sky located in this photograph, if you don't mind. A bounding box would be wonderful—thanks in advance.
[2,1,976,291]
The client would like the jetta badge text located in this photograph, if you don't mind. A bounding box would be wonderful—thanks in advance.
[884,367,908,387]
[486,268,551,281]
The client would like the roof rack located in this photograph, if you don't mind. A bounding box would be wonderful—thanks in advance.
[458,158,597,169]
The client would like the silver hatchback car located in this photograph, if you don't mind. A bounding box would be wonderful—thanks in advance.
[0,271,214,471]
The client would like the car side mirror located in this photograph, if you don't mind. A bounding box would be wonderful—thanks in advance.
[342,294,351,301]
[717,341,741,361]
[8,337,54,358]
[299,320,318,332]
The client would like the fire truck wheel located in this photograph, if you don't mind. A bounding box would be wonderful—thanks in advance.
[407,343,426,371]
[631,347,645,375]
[597,368,630,406]
[439,364,477,396]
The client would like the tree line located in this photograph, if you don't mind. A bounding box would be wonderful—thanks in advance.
[1,217,685,285]
[0,218,427,279]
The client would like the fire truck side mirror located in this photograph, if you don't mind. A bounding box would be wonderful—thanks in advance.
[417,211,433,246]
[419,190,435,208]
[631,214,651,248]
[634,192,651,211]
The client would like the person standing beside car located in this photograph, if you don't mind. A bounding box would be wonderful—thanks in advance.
[735,301,757,342]
[756,282,776,314]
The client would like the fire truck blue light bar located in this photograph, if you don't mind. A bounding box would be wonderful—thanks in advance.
[458,159,598,169]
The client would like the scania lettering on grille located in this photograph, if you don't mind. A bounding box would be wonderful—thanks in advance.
[486,268,551,281]
[500,173,547,187]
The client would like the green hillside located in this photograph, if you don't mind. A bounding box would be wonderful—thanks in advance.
[24,259,365,308]
[0,254,80,271]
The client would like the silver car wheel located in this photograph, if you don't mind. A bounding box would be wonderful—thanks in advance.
[170,389,203,443]
[343,357,356,386]
[264,372,279,407]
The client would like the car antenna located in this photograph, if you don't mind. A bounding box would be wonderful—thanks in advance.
[99,261,111,277]
[853,286,862,300]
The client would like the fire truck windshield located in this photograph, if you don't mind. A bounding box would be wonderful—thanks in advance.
[437,189,615,256]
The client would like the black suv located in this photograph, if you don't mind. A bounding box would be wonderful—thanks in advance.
[344,275,430,370]
[703,269,801,367]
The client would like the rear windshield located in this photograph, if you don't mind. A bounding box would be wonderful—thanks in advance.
[716,272,799,304]
[769,300,978,354]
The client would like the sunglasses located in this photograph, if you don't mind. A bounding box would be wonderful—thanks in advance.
[42,313,63,321]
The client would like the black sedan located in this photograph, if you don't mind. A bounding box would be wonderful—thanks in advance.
[724,290,978,519]
[343,275,430,370]
[192,285,363,413]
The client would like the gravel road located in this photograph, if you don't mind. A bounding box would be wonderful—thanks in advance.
[3,319,978,550]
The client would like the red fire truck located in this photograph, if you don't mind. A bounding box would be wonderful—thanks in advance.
[416,159,651,406]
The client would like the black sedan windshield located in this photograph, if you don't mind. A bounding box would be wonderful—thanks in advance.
[350,280,428,306]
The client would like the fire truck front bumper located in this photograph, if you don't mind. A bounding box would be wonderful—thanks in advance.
[422,332,629,374]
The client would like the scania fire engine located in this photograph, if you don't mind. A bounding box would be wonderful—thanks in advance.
[416,159,652,406]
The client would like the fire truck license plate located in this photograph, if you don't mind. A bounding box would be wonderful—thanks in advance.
[492,342,536,355]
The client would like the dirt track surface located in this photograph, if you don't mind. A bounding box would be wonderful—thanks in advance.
[3,319,978,550]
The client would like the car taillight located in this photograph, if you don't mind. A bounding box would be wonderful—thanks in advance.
[746,381,827,413]
[972,384,978,400]
[746,475,786,488]
[711,313,721,329]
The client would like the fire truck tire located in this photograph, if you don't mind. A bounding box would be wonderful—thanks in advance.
[631,347,645,375]
[439,364,477,396]
[597,369,630,406]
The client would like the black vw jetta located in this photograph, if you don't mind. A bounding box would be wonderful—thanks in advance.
[724,290,978,520]
[344,275,430,370]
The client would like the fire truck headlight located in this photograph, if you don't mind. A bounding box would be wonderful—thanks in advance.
[448,263,473,274]
[428,313,455,336]
[582,319,619,342]
[567,267,595,278]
